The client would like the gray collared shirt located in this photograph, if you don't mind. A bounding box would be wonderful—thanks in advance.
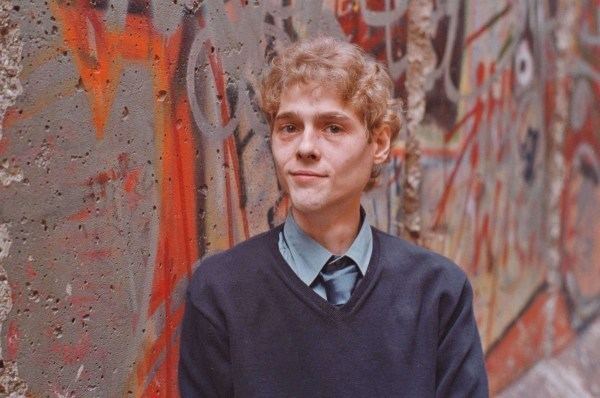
[277,207,373,300]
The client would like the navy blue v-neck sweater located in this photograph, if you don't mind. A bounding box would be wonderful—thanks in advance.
[179,224,489,397]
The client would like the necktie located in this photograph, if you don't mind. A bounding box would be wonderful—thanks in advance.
[319,255,362,306]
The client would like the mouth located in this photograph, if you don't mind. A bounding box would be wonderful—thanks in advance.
[289,170,327,178]
[289,170,327,183]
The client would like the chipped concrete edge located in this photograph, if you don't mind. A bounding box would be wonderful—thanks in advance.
[401,0,436,244]
[0,0,22,140]
[544,0,577,356]
[0,0,28,396]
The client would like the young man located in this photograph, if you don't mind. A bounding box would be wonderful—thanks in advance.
[179,37,489,397]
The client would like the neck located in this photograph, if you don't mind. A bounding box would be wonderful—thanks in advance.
[291,200,362,255]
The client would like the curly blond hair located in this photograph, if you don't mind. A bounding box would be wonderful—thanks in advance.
[258,36,402,143]
[257,37,402,189]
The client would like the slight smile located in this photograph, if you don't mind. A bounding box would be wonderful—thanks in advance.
[290,170,327,177]
[290,170,327,182]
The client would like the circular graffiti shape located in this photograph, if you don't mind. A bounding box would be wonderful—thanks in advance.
[186,30,240,143]
[515,40,534,87]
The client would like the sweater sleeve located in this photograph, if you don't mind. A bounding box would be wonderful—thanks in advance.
[178,291,233,398]
[435,276,489,397]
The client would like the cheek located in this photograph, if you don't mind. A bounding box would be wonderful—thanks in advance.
[339,147,373,174]
[271,144,293,175]
[270,143,285,165]
[334,152,374,189]
[274,152,288,169]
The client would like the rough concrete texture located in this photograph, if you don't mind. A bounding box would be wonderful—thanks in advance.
[0,0,21,141]
[0,225,27,398]
[545,0,578,359]
[0,0,598,396]
[0,0,22,189]
[401,0,436,243]
[0,0,27,396]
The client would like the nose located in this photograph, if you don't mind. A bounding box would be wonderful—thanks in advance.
[296,126,320,161]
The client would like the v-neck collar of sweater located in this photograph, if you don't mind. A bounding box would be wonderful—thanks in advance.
[269,223,382,320]
[280,206,373,287]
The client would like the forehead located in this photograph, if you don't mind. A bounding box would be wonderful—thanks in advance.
[276,82,358,119]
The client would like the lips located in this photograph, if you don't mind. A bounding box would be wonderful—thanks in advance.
[290,170,327,177]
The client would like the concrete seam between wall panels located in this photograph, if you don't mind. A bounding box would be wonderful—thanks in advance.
[0,0,28,396]
[402,0,436,244]
[544,0,577,356]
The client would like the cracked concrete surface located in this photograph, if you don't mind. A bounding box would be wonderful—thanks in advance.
[544,0,577,357]
[401,0,436,243]
[0,224,26,396]
[0,0,27,396]
[0,0,22,141]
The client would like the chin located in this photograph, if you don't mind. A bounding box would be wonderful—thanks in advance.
[288,193,327,214]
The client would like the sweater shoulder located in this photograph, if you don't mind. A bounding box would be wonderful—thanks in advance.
[372,227,467,288]
[187,225,280,303]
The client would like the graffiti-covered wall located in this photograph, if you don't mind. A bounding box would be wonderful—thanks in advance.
[0,0,598,396]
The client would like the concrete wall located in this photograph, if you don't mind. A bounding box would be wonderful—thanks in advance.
[0,0,598,396]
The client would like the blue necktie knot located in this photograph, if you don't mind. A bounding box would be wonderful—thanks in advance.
[319,255,361,306]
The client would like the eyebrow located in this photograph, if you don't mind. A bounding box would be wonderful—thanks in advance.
[273,111,352,123]
[316,112,352,122]
[273,111,300,122]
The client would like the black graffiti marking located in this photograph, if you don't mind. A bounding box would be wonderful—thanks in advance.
[127,0,151,15]
[520,128,539,184]
[89,0,110,10]
[580,158,600,185]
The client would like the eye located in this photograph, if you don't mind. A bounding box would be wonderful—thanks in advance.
[279,124,297,134]
[325,124,344,134]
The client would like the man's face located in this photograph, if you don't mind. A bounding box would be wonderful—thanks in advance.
[270,82,388,216]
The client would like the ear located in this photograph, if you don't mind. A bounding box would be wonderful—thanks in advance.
[371,124,392,165]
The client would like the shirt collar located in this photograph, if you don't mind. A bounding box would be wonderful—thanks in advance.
[282,206,373,286]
